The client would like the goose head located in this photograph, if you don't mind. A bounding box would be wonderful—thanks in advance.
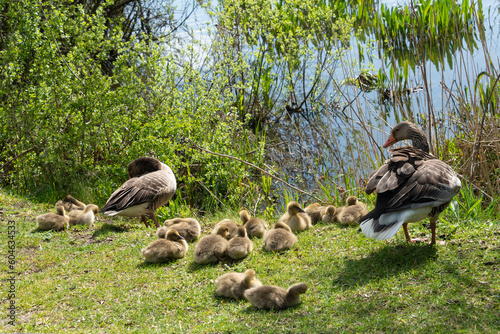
[383,121,429,153]
[127,157,163,178]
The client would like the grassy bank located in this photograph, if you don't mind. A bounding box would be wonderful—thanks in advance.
[0,189,499,333]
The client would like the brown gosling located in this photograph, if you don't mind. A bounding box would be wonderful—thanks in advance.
[141,229,188,263]
[194,226,229,264]
[336,196,368,226]
[239,209,267,238]
[55,195,86,212]
[305,203,332,224]
[212,219,239,239]
[263,221,297,252]
[163,217,201,242]
[321,205,337,224]
[68,204,99,228]
[215,269,262,300]
[279,201,312,232]
[244,282,308,310]
[227,226,253,260]
[36,204,69,231]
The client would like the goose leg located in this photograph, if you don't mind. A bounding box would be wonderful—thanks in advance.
[430,221,436,245]
[148,212,161,228]
[140,215,150,228]
[403,223,412,242]
[403,222,430,243]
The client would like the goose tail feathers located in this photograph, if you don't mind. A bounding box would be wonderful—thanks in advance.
[359,217,404,241]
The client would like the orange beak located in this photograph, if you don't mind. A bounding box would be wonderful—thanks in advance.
[383,133,397,148]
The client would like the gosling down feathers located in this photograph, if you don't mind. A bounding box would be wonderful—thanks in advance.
[321,205,337,224]
[194,226,229,264]
[215,269,262,300]
[163,217,201,242]
[359,121,461,245]
[141,228,188,263]
[263,221,297,252]
[244,282,308,310]
[304,203,328,223]
[212,219,239,240]
[36,204,69,231]
[68,204,99,228]
[55,195,86,212]
[335,196,368,226]
[100,157,177,228]
[239,209,267,238]
[279,201,312,232]
[227,226,253,260]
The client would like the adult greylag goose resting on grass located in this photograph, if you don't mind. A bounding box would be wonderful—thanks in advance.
[100,157,177,228]
[359,121,461,245]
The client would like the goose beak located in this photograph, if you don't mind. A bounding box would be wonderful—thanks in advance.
[383,133,397,148]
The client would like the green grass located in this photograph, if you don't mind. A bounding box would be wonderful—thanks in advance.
[1,189,499,333]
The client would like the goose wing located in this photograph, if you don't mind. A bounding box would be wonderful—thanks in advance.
[101,169,176,214]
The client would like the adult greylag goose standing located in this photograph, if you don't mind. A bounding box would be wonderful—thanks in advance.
[359,121,461,245]
[100,157,177,228]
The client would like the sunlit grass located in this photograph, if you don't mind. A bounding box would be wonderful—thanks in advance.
[1,189,499,333]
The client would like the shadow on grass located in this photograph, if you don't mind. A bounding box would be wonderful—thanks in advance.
[332,243,438,289]
[136,258,179,268]
[92,223,134,237]
[239,303,303,313]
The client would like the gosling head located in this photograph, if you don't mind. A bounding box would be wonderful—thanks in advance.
[288,282,308,295]
[239,209,251,224]
[287,202,305,215]
[274,221,292,232]
[166,228,184,242]
[237,226,247,238]
[215,225,230,239]
[85,204,99,214]
[346,196,358,206]
[55,204,68,217]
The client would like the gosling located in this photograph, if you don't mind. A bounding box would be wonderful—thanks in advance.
[304,203,326,223]
[163,217,201,242]
[68,204,99,228]
[55,195,86,212]
[336,196,368,226]
[194,226,229,264]
[321,205,337,224]
[212,219,239,239]
[239,209,267,238]
[141,229,188,263]
[36,205,69,231]
[215,269,262,300]
[263,221,297,252]
[244,282,308,310]
[227,226,253,260]
[279,201,311,232]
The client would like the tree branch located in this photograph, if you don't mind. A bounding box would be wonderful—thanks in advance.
[187,139,327,204]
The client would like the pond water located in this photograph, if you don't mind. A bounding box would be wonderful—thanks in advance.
[174,0,500,201]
